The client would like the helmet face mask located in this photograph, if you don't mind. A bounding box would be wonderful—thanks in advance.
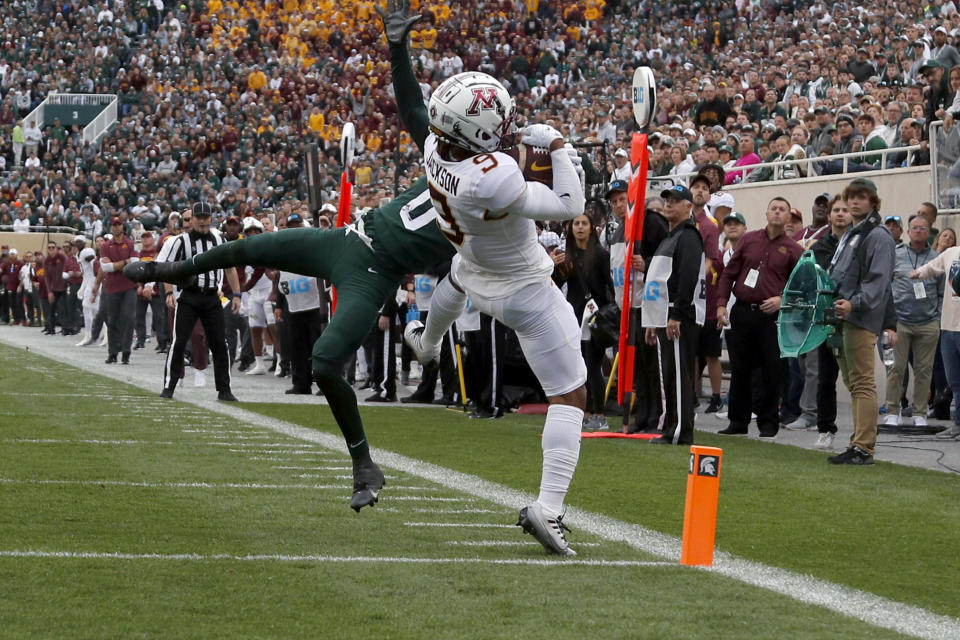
[429,72,517,153]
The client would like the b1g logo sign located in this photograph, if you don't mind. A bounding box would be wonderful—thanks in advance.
[279,277,312,295]
[632,85,645,105]
[466,88,503,115]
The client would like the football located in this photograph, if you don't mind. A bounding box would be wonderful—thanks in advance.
[506,143,553,187]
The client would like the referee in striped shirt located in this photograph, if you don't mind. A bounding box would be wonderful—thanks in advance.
[156,202,242,401]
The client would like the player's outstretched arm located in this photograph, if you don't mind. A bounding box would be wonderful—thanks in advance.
[377,0,429,151]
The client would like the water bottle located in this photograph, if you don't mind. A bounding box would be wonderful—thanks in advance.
[881,331,895,368]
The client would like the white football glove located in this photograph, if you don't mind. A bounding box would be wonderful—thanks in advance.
[521,124,563,149]
[564,143,583,167]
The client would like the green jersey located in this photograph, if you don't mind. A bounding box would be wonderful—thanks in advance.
[362,177,455,276]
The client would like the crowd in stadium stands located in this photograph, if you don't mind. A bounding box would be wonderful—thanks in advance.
[3,0,960,453]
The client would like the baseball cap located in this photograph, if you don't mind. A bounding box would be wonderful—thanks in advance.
[814,192,831,204]
[719,144,734,155]
[714,192,735,209]
[912,39,926,47]
[614,148,628,158]
[73,234,86,243]
[722,212,746,225]
[224,215,242,226]
[690,173,711,190]
[110,216,122,225]
[243,216,264,232]
[790,208,803,222]
[605,179,629,198]
[141,231,153,239]
[921,59,945,73]
[848,177,878,195]
[814,106,830,115]
[836,114,855,127]
[884,215,903,227]
[660,185,693,202]
[8,247,17,255]
[287,213,304,226]
[191,202,215,217]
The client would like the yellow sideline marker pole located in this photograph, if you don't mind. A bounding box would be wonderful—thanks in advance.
[455,344,468,410]
[603,351,619,405]
[680,446,723,566]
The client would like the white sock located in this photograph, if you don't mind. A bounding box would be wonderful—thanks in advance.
[538,404,583,518]
[422,275,467,347]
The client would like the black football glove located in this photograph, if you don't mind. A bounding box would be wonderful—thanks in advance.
[375,0,423,46]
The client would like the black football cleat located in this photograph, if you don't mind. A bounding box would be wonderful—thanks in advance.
[159,388,174,399]
[123,260,197,289]
[218,390,239,402]
[350,460,386,512]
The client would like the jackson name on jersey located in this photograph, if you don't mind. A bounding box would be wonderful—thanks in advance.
[424,133,554,300]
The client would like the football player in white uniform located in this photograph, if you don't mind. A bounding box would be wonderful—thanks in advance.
[406,70,588,555]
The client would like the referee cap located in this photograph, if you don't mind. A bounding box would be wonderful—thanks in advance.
[192,202,215,217]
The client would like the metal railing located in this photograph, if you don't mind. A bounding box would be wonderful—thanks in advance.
[83,96,118,145]
[19,93,118,146]
[648,144,923,192]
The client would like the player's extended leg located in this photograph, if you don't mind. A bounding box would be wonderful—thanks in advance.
[310,268,404,511]
[475,281,587,556]
[124,228,350,286]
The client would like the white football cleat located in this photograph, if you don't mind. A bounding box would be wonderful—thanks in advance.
[403,320,440,372]
[193,369,207,388]
[517,502,576,556]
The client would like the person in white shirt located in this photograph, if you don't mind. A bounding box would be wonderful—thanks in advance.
[544,67,560,89]
[12,208,31,233]
[23,120,42,157]
[611,148,632,181]
[405,69,587,557]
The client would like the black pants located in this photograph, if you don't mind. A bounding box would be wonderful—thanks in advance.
[4,290,24,324]
[368,317,397,399]
[90,294,107,339]
[726,304,781,435]
[465,313,507,414]
[105,288,136,357]
[287,306,322,392]
[630,309,664,429]
[164,290,231,393]
[657,319,700,445]
[0,287,8,322]
[45,290,65,332]
[224,305,252,365]
[410,310,458,401]
[65,282,81,331]
[816,341,840,434]
[582,336,606,414]
[136,294,169,347]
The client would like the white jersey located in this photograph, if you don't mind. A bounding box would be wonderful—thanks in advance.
[424,134,554,299]
[245,265,272,298]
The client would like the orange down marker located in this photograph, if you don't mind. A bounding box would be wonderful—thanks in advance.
[680,446,723,566]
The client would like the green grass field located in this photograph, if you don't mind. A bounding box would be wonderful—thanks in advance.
[1,342,958,639]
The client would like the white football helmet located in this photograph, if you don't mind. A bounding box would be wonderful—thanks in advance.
[428,72,516,153]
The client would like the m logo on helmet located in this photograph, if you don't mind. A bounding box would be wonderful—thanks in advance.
[466,88,502,116]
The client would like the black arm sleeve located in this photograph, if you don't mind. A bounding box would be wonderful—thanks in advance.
[669,229,704,321]
[389,43,429,152]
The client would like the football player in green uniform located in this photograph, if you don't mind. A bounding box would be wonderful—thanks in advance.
[125,3,453,513]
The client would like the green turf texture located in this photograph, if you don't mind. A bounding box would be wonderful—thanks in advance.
[0,342,952,639]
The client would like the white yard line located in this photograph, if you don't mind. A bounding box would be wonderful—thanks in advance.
[4,334,960,640]
[0,549,672,568]
[404,522,515,528]
[448,541,603,548]
[0,478,431,491]
[1,438,179,446]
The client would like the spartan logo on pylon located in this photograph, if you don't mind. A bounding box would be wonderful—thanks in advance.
[698,455,719,477]
[466,88,502,115]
